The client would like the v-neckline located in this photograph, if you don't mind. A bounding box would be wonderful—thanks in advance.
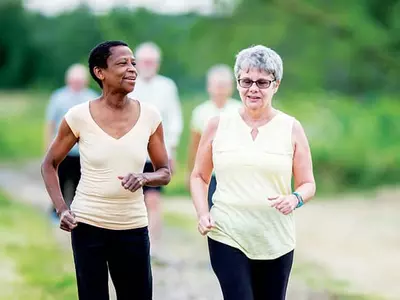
[237,109,280,142]
[87,100,142,141]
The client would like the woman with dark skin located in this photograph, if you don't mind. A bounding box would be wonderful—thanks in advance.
[41,40,170,300]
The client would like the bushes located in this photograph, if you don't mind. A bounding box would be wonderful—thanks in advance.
[275,92,400,193]
[0,91,398,195]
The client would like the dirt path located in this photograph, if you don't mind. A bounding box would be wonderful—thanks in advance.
[1,161,398,299]
[295,192,400,299]
[161,192,400,300]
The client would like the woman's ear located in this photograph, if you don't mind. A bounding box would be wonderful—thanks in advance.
[273,80,281,94]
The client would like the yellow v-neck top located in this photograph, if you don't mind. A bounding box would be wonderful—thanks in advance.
[64,101,161,230]
[208,110,296,259]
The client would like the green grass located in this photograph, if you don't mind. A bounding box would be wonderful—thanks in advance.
[0,91,47,163]
[0,190,77,299]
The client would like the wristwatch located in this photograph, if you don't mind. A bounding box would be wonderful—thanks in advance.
[293,191,304,209]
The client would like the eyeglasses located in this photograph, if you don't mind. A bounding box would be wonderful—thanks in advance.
[237,78,275,89]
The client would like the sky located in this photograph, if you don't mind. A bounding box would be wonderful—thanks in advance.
[24,0,216,15]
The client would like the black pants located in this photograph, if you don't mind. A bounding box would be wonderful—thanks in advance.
[208,238,293,300]
[71,223,152,300]
[58,155,81,208]
[208,175,217,209]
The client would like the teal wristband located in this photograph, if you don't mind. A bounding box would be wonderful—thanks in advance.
[293,192,304,209]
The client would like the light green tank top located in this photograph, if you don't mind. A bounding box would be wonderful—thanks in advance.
[208,110,295,259]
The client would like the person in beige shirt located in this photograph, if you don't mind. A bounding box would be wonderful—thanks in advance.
[41,40,170,300]
[190,45,316,299]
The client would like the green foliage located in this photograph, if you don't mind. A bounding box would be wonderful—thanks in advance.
[0,0,398,195]
[170,92,400,196]
[0,0,399,94]
[28,7,103,88]
[0,190,76,299]
[0,0,36,88]
[187,0,400,94]
[275,92,400,193]
[0,91,399,195]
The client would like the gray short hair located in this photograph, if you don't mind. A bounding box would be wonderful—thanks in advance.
[207,64,234,82]
[135,41,162,60]
[65,63,88,81]
[234,45,283,81]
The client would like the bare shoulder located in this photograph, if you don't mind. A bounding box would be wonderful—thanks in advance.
[291,118,310,147]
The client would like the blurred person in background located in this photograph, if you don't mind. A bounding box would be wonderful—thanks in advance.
[190,45,316,300]
[41,40,170,299]
[44,63,98,221]
[187,64,241,209]
[129,41,183,254]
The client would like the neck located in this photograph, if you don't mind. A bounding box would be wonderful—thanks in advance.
[101,88,129,109]
[212,97,228,109]
[245,105,275,121]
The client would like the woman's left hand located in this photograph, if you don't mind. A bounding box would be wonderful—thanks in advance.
[118,173,148,192]
[268,195,298,215]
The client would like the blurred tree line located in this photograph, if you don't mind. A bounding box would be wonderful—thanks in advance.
[0,0,399,193]
[0,0,399,96]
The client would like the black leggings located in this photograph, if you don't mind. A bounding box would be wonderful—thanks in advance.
[71,223,152,300]
[208,238,293,300]
[208,175,217,209]
[58,155,81,207]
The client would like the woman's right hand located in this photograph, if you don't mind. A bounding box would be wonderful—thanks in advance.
[197,213,215,236]
[59,210,78,232]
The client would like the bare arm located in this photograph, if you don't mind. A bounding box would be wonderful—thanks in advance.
[269,119,316,214]
[41,119,78,215]
[144,123,171,186]
[187,129,202,174]
[190,117,218,219]
[292,119,316,203]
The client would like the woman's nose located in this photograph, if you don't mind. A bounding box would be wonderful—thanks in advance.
[127,64,137,73]
[249,82,259,92]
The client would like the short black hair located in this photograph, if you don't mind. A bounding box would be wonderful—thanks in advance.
[88,40,129,88]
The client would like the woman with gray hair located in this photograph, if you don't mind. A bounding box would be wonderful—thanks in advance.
[190,45,316,299]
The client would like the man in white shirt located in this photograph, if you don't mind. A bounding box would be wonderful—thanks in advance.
[129,42,183,250]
